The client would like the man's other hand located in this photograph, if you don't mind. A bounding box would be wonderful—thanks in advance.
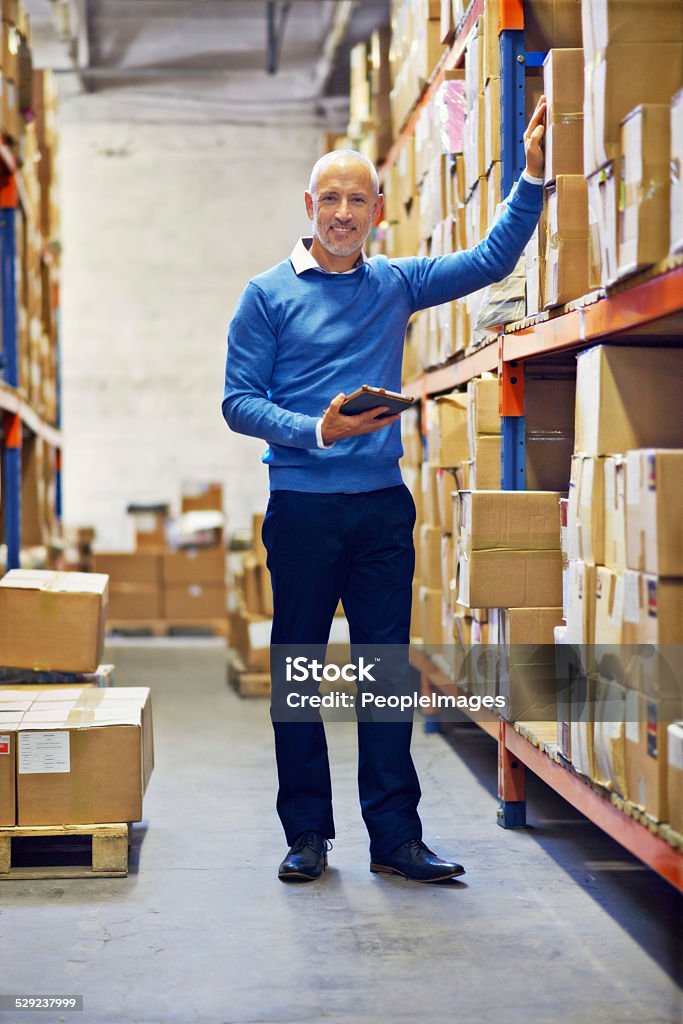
[321,393,401,445]
[524,95,547,179]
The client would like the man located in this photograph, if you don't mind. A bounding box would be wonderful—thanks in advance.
[223,97,546,884]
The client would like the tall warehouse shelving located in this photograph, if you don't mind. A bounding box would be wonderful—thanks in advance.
[0,77,63,573]
[367,0,683,891]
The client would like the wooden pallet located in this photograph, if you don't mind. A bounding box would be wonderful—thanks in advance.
[0,823,129,880]
[227,653,270,698]
[107,619,228,639]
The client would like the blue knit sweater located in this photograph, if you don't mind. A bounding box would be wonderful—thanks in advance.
[223,175,542,493]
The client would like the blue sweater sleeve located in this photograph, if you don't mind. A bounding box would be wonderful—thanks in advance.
[393,175,543,312]
[222,281,319,449]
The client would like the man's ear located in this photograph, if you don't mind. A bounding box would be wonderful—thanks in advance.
[304,190,315,222]
[372,193,385,227]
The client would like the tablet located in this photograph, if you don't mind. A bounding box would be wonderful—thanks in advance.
[339,385,415,418]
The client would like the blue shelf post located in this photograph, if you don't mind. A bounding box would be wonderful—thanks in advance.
[1,174,20,571]
[497,2,528,827]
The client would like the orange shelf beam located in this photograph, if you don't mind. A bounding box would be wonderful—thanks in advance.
[504,724,683,894]
[406,340,498,398]
[503,264,683,363]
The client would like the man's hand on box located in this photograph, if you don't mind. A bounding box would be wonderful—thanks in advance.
[524,95,547,179]
[321,393,401,445]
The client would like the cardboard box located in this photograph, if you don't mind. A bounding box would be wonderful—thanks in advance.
[0,571,108,673]
[419,586,443,646]
[603,456,626,573]
[587,162,618,286]
[437,468,457,529]
[593,675,627,796]
[459,490,562,553]
[524,0,582,51]
[498,607,564,647]
[565,560,596,645]
[433,392,468,467]
[484,76,501,170]
[594,566,624,645]
[0,718,18,824]
[667,723,683,834]
[458,549,563,609]
[180,482,223,513]
[15,687,154,826]
[622,572,683,644]
[672,89,683,254]
[584,43,683,175]
[230,611,271,672]
[108,584,162,621]
[625,449,683,576]
[543,49,584,183]
[626,690,675,823]
[467,375,499,442]
[421,462,442,526]
[544,175,590,307]
[581,0,683,64]
[618,104,671,277]
[164,584,227,620]
[566,455,605,564]
[162,546,226,585]
[574,346,683,456]
[420,523,443,589]
[92,552,162,585]
[471,434,501,489]
[127,505,169,553]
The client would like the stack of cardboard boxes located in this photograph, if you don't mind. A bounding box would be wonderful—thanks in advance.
[0,567,154,828]
[92,484,227,627]
[558,345,683,827]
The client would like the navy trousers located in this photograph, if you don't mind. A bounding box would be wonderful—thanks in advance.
[262,484,422,860]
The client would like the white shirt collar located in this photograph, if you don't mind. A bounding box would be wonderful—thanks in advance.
[289,237,368,276]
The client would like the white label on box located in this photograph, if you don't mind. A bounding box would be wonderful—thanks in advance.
[0,735,10,755]
[135,513,158,533]
[626,452,641,506]
[623,572,641,625]
[189,585,202,598]
[18,731,70,774]
[625,692,640,744]
[248,619,272,649]
[668,725,683,769]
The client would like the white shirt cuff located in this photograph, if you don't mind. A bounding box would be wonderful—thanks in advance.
[522,169,544,185]
[316,418,334,449]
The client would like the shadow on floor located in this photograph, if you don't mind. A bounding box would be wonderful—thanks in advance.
[435,716,683,989]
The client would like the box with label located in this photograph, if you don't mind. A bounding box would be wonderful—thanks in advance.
[622,572,683,644]
[14,687,154,826]
[162,546,226,585]
[625,449,683,577]
[544,175,590,307]
[459,490,562,554]
[0,716,19,825]
[458,549,563,609]
[467,374,499,444]
[180,481,223,514]
[584,42,683,176]
[603,456,626,573]
[593,675,627,796]
[566,454,605,565]
[0,571,108,673]
[618,104,671,277]
[625,682,679,823]
[543,49,584,183]
[587,163,618,286]
[92,552,162,585]
[564,560,596,646]
[127,504,169,553]
[594,566,624,646]
[667,723,683,834]
[164,584,227,620]
[574,346,683,456]
[672,90,683,255]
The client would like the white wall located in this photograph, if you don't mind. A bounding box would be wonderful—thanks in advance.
[60,105,321,549]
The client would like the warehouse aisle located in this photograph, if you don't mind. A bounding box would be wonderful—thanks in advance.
[1,642,681,1024]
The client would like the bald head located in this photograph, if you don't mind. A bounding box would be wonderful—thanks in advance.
[309,149,379,198]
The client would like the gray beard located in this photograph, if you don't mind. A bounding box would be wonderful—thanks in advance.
[313,219,371,258]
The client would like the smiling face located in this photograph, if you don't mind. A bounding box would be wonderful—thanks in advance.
[304,156,384,263]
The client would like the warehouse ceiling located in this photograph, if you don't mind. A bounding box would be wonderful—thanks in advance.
[25,0,390,126]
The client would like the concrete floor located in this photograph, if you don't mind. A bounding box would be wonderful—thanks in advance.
[1,641,681,1024]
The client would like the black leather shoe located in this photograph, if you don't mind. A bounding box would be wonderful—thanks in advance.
[370,839,465,883]
[278,831,329,883]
